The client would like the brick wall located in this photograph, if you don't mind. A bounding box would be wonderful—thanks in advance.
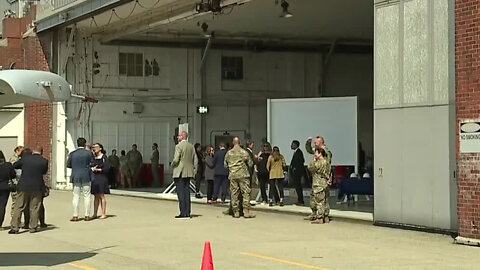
[455,0,480,239]
[0,6,53,181]
[23,34,52,180]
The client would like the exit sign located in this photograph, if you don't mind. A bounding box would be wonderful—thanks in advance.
[197,106,209,114]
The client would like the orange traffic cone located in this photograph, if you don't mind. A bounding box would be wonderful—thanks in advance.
[201,241,214,270]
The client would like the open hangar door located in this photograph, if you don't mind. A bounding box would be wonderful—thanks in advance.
[59,0,373,208]
[60,0,374,209]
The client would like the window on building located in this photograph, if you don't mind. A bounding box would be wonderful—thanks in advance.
[221,56,243,80]
[119,53,144,76]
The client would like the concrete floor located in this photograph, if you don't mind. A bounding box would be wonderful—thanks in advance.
[0,191,478,270]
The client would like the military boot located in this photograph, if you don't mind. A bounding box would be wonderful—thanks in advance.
[324,216,330,223]
[223,208,231,215]
[311,218,325,224]
[233,211,240,218]
[304,213,314,220]
[243,209,256,218]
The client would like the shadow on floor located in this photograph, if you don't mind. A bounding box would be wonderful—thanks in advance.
[0,252,97,267]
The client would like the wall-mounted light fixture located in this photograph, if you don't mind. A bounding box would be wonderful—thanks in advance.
[279,0,293,18]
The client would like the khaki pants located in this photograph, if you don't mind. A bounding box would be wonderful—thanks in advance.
[72,182,91,218]
[11,192,42,231]
[10,191,28,220]
[230,178,251,213]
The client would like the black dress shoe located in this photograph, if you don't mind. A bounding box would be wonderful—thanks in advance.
[40,223,48,228]
[29,228,38,233]
[8,229,19,234]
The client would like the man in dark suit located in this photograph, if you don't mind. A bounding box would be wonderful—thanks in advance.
[212,143,229,203]
[9,146,48,234]
[290,140,305,205]
[67,138,94,222]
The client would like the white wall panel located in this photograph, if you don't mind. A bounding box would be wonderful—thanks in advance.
[433,0,449,104]
[374,0,456,230]
[374,105,456,229]
[375,4,400,108]
[374,109,403,224]
[400,107,434,226]
[0,110,24,147]
[403,0,429,105]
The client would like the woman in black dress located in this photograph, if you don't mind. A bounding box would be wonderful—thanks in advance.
[91,143,110,219]
[0,150,16,229]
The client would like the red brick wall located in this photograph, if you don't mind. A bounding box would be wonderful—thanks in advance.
[23,35,52,178]
[0,7,53,180]
[23,34,53,180]
[24,102,52,164]
[456,0,480,239]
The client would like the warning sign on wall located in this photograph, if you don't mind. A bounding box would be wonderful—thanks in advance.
[460,121,480,153]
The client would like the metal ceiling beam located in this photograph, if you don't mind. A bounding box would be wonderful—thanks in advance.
[98,0,251,43]
[96,0,197,42]
[104,38,373,54]
[35,0,132,32]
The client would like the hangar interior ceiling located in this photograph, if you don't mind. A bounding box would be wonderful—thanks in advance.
[74,0,373,51]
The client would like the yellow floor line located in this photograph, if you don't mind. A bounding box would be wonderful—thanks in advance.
[68,262,98,270]
[241,251,329,270]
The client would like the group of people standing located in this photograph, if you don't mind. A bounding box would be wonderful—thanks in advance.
[171,132,256,219]
[107,144,145,189]
[0,146,49,234]
[174,132,333,224]
[107,143,160,189]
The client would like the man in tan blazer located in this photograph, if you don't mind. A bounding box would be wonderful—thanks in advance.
[171,131,197,219]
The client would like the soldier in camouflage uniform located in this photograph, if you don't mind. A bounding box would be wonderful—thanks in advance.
[126,144,143,187]
[305,136,332,216]
[8,146,23,218]
[305,136,332,164]
[307,147,331,224]
[224,137,255,218]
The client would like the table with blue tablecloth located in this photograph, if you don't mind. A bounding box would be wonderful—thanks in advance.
[337,178,374,199]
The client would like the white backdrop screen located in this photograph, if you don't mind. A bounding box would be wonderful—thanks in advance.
[268,97,358,169]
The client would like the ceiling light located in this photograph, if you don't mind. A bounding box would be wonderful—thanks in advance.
[196,0,222,13]
[201,22,211,37]
[280,0,293,18]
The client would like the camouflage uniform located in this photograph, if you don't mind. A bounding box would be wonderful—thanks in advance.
[224,145,255,218]
[308,158,331,220]
[126,150,143,186]
[305,141,332,215]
